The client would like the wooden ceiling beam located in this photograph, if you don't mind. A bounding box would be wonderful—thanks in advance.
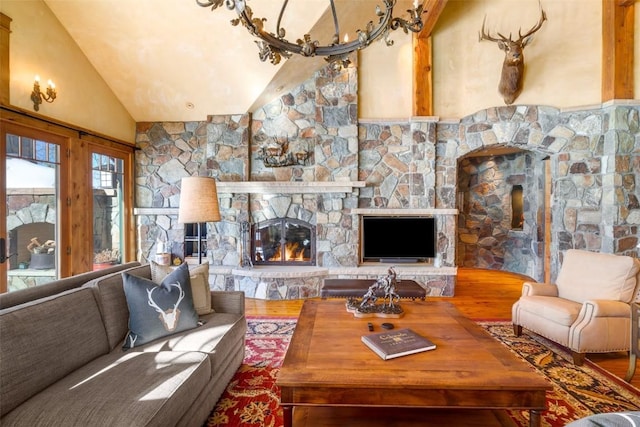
[602,0,635,101]
[413,0,448,117]
[417,0,449,40]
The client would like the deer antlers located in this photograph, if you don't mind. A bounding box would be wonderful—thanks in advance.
[479,7,547,47]
[478,2,547,105]
[147,283,185,331]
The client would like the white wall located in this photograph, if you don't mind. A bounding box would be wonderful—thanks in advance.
[359,0,638,120]
[359,32,414,120]
[1,0,135,142]
[3,0,638,129]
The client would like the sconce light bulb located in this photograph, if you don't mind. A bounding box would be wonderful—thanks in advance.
[413,0,419,9]
[31,74,57,111]
[343,34,349,43]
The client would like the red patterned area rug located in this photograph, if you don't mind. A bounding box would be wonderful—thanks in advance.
[479,321,640,426]
[205,316,295,427]
[205,317,640,427]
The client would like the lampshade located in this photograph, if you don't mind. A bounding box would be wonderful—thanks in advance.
[177,177,221,223]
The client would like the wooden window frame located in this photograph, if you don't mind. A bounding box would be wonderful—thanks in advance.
[1,112,135,290]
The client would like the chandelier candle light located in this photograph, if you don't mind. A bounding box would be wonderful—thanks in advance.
[177,177,221,264]
[196,0,424,67]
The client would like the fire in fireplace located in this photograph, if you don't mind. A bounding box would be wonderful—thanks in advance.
[252,218,315,265]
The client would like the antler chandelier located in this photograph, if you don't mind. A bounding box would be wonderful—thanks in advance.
[196,0,424,67]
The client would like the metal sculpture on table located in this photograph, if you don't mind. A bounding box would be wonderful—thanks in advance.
[346,267,404,318]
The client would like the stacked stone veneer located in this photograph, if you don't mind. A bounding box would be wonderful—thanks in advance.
[457,151,545,279]
[135,61,639,298]
[439,105,639,278]
[6,194,57,291]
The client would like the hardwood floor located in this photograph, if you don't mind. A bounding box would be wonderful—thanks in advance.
[245,267,639,387]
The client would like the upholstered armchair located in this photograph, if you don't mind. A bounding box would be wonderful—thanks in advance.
[512,249,640,365]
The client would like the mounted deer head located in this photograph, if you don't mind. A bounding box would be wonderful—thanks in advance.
[479,5,547,105]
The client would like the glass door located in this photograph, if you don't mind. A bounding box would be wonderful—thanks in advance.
[91,149,125,270]
[2,124,66,293]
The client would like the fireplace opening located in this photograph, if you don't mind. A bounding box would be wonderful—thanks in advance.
[252,218,315,266]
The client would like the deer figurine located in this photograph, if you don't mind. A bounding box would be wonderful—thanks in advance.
[479,5,547,105]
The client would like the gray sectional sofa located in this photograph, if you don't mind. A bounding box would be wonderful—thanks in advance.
[0,262,246,427]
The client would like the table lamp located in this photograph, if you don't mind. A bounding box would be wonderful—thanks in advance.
[178,177,221,264]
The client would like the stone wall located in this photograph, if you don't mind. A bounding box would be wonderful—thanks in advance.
[457,152,545,279]
[358,121,436,209]
[440,104,640,279]
[6,195,57,290]
[134,60,640,296]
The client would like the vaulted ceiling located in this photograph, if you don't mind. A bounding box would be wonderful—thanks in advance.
[43,0,423,122]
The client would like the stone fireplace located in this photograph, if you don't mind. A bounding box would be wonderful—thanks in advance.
[252,217,315,266]
[133,65,640,300]
[6,198,57,291]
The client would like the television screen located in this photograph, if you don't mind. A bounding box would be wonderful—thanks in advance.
[361,216,436,263]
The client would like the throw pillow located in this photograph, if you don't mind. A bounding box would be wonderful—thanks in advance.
[187,263,214,315]
[122,262,198,349]
[150,261,213,315]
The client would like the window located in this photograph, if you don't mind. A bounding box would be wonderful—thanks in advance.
[2,123,67,292]
[92,152,125,269]
[1,116,135,293]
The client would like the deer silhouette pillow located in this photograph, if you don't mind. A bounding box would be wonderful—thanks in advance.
[149,261,214,316]
[122,262,199,349]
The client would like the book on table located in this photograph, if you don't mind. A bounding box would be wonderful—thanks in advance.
[361,328,436,360]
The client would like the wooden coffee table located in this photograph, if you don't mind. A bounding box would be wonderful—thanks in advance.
[277,300,551,427]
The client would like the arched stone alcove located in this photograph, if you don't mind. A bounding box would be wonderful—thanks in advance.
[436,103,639,282]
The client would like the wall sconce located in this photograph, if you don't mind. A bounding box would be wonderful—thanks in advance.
[31,75,57,111]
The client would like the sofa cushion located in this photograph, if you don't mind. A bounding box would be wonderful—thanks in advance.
[136,311,246,373]
[0,288,110,416]
[0,350,210,427]
[150,261,214,315]
[123,263,198,349]
[84,264,152,350]
[556,249,640,303]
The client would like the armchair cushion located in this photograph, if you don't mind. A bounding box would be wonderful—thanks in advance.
[556,249,640,304]
[517,296,582,327]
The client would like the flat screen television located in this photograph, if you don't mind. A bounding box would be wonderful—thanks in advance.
[361,216,436,263]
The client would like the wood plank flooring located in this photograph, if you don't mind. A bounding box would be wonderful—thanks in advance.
[245,267,639,387]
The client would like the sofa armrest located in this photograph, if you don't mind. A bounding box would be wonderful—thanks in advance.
[210,291,245,315]
[580,299,632,317]
[522,281,558,297]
